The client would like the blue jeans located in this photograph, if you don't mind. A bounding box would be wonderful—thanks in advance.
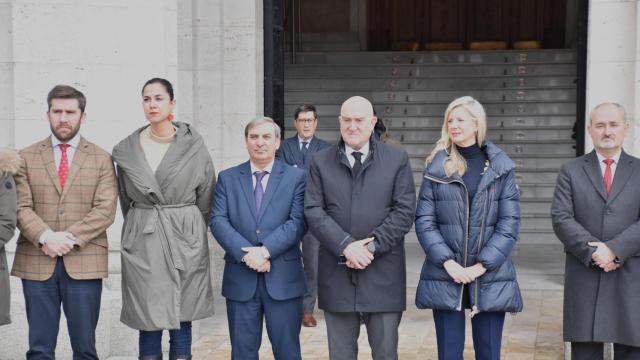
[139,322,192,357]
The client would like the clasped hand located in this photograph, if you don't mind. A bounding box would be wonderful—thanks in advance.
[343,237,375,270]
[588,241,620,272]
[241,246,271,272]
[41,231,76,258]
[443,260,487,284]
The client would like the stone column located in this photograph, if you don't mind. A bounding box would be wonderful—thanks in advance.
[0,0,14,147]
[585,0,639,155]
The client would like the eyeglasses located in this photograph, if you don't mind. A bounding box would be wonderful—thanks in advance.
[296,118,316,124]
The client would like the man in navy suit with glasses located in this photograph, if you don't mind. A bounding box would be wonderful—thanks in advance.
[277,104,330,327]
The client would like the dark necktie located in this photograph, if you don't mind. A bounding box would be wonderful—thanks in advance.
[603,159,614,194]
[254,171,268,212]
[301,141,309,161]
[352,151,363,177]
[58,143,70,190]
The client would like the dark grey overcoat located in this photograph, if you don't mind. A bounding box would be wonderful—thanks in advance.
[0,149,19,326]
[113,122,216,331]
[304,138,416,312]
[551,150,640,347]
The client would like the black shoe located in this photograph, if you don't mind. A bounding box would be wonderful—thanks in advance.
[139,356,162,360]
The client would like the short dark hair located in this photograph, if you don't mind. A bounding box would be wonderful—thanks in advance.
[47,85,87,113]
[294,104,317,120]
[142,78,174,100]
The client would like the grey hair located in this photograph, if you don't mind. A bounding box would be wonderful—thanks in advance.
[590,102,628,124]
[244,117,281,139]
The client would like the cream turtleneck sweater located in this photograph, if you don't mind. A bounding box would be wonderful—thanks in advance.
[139,126,175,173]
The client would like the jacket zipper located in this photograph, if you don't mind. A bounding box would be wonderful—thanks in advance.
[424,175,470,311]
[470,189,489,318]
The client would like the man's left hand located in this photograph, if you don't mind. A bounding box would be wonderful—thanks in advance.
[588,241,616,267]
[241,246,268,271]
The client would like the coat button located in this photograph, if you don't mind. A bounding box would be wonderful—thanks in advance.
[256,230,261,234]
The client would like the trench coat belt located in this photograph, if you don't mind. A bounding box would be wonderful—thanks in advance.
[130,202,197,271]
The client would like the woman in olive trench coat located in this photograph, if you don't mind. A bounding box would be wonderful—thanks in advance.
[0,148,20,326]
[113,78,216,360]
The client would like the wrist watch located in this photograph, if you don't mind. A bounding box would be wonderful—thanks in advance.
[367,240,376,254]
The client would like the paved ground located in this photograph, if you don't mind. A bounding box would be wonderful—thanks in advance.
[192,288,564,360]
[190,244,570,359]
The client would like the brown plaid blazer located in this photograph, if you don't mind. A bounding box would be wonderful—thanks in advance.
[12,136,118,280]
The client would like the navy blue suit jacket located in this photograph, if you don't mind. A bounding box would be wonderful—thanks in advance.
[210,159,307,302]
[276,135,331,170]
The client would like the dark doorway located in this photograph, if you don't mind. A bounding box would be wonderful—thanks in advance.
[369,0,568,51]
[264,0,286,132]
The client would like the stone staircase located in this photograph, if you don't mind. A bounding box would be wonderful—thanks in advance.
[284,49,577,247]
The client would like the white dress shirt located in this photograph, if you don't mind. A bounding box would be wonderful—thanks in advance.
[596,150,621,182]
[298,135,313,150]
[51,134,80,169]
[344,141,370,168]
[250,160,274,190]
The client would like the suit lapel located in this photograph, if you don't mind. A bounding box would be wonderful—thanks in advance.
[308,137,321,154]
[583,151,607,202]
[60,137,89,200]
[239,161,258,220]
[606,151,636,205]
[257,160,284,223]
[288,137,304,166]
[40,138,62,195]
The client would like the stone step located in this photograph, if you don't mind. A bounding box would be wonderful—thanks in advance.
[285,102,576,117]
[285,75,577,91]
[285,88,576,103]
[285,63,576,78]
[288,49,576,65]
[520,199,553,215]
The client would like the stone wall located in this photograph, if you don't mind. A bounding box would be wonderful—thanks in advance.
[585,0,639,155]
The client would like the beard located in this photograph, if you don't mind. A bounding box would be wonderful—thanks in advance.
[51,123,81,142]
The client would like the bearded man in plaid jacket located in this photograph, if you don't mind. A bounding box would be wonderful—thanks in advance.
[12,85,118,360]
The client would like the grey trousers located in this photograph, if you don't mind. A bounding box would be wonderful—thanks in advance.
[324,311,402,360]
[302,232,319,312]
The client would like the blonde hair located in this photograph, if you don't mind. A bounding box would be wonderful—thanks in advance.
[426,96,487,177]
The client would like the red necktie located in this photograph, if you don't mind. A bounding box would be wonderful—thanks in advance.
[58,143,70,190]
[603,158,614,194]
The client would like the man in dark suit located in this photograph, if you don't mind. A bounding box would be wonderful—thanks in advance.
[276,104,330,327]
[552,102,640,359]
[210,117,307,360]
[13,85,118,359]
[305,96,416,359]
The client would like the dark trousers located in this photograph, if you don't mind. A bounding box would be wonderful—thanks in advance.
[432,309,505,360]
[324,311,403,360]
[226,274,303,360]
[139,321,192,357]
[571,342,640,360]
[22,258,102,360]
[302,232,319,313]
